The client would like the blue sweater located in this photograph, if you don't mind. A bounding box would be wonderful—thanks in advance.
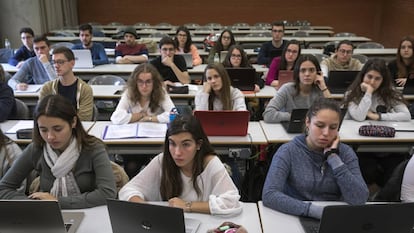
[72,43,109,65]
[8,45,36,66]
[262,135,368,219]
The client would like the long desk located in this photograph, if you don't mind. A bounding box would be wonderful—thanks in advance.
[63,202,262,233]
[258,201,305,233]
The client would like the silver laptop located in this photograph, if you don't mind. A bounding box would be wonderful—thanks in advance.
[72,49,94,69]
[0,200,84,233]
[107,199,201,233]
[180,53,193,69]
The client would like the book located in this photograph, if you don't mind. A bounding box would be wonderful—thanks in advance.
[102,122,167,139]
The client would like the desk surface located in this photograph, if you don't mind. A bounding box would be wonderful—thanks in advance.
[64,202,262,233]
[258,201,305,233]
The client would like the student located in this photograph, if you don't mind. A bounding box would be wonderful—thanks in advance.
[72,23,109,66]
[320,40,363,79]
[8,35,57,91]
[387,36,414,87]
[115,26,149,64]
[262,98,369,219]
[174,25,202,66]
[110,63,175,124]
[222,44,264,92]
[119,115,242,215]
[8,27,36,68]
[39,46,94,121]
[257,21,288,67]
[0,95,117,209]
[263,54,331,123]
[266,40,301,87]
[0,129,22,179]
[0,64,15,122]
[343,58,410,122]
[207,29,236,64]
[150,36,190,85]
[194,63,246,111]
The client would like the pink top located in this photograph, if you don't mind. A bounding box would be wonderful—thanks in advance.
[176,44,202,66]
[266,56,282,85]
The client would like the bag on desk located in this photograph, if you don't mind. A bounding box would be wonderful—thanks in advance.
[358,125,395,137]
[166,85,189,94]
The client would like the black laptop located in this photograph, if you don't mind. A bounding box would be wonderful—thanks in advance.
[281,108,309,133]
[300,203,414,233]
[225,67,256,91]
[327,70,359,94]
[402,73,414,95]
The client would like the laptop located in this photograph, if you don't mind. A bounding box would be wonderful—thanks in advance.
[0,200,84,233]
[327,70,359,94]
[280,108,308,133]
[72,49,94,69]
[194,110,250,136]
[106,199,201,233]
[225,67,256,91]
[277,70,294,89]
[402,73,414,95]
[299,203,414,233]
[180,53,193,69]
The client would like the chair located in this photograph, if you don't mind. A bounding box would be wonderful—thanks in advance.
[108,22,123,26]
[254,22,271,28]
[134,22,150,27]
[155,22,173,28]
[54,31,76,37]
[299,25,312,30]
[148,32,169,38]
[204,23,222,29]
[323,41,339,55]
[245,32,271,37]
[313,53,329,63]
[241,43,262,50]
[88,75,126,86]
[357,42,385,49]
[184,23,200,28]
[9,98,30,120]
[352,54,369,63]
[334,32,356,37]
[92,28,105,37]
[50,42,74,52]
[373,159,409,202]
[92,104,99,121]
[0,48,14,63]
[232,23,249,29]
[293,30,309,37]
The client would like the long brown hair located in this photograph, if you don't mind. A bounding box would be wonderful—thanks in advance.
[126,63,165,113]
[203,63,233,110]
[396,36,414,78]
[160,115,216,200]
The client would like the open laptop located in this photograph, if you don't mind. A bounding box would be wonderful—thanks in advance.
[72,49,94,69]
[280,108,309,133]
[0,200,84,233]
[106,199,201,233]
[180,53,193,69]
[299,203,414,233]
[225,67,256,91]
[402,73,414,95]
[194,110,250,136]
[277,70,294,89]
[326,70,359,94]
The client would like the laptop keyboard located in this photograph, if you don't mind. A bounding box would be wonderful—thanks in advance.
[299,216,320,233]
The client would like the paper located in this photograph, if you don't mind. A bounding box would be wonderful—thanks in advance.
[5,121,34,134]
[103,122,167,139]
[14,85,42,93]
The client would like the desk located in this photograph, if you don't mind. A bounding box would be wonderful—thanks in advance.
[258,201,305,233]
[63,202,262,233]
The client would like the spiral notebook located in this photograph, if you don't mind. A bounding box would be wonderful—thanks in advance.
[102,122,167,139]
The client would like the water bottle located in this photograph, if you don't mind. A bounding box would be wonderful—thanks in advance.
[213,52,219,63]
[4,38,11,49]
[169,107,179,123]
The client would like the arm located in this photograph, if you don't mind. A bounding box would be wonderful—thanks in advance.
[190,44,202,66]
[194,90,210,110]
[380,103,411,121]
[347,93,372,122]
[266,57,280,86]
[40,55,57,81]
[92,43,109,65]
[8,47,25,66]
[156,94,175,123]
[58,143,117,209]
[110,92,134,124]
[231,88,247,111]
[77,83,94,121]
[8,60,32,89]
[262,86,291,123]
[166,56,190,84]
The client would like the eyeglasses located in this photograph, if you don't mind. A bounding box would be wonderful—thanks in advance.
[222,36,231,40]
[161,47,175,52]
[51,60,69,65]
[401,45,413,50]
[286,49,298,54]
[231,54,242,59]
[299,67,316,73]
[34,46,47,51]
[338,49,353,55]
[177,33,187,38]
[137,79,153,86]
[272,30,284,33]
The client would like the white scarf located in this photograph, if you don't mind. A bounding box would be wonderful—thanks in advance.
[43,137,81,197]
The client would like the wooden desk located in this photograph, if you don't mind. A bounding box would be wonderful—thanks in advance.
[63,202,262,233]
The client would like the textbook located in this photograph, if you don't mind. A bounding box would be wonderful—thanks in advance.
[102,122,167,139]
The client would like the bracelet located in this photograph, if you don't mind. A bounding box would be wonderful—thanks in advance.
[324,148,339,158]
[185,201,192,212]
[321,87,328,92]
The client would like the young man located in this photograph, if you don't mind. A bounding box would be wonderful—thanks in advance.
[320,40,363,78]
[257,21,289,67]
[8,35,57,91]
[39,46,94,121]
[72,24,109,66]
[115,27,148,64]
[8,27,36,68]
[150,36,190,85]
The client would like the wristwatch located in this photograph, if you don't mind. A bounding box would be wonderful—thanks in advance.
[324,148,339,157]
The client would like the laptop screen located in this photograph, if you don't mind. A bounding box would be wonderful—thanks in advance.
[225,67,256,91]
[194,110,250,136]
[72,49,94,69]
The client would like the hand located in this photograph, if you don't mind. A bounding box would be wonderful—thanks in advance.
[16,83,28,91]
[324,135,340,153]
[314,72,326,90]
[168,197,186,210]
[203,82,211,93]
[28,192,57,201]
[360,82,374,94]
[38,54,49,64]
[161,55,174,67]
[163,80,175,87]
[254,84,260,93]
[395,78,407,87]
[16,61,25,69]
[367,110,380,120]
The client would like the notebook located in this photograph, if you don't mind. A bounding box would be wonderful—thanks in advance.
[299,203,414,233]
[277,70,294,89]
[225,67,256,91]
[180,53,193,69]
[280,108,308,133]
[194,110,250,136]
[326,70,359,94]
[106,199,201,233]
[0,200,84,233]
[102,122,167,139]
[402,73,414,95]
[72,49,94,69]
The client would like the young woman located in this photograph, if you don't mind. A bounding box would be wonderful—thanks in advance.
[343,58,410,122]
[119,115,242,215]
[262,98,368,219]
[0,95,117,209]
[263,54,331,123]
[265,40,301,87]
[222,44,264,92]
[387,36,414,87]
[111,63,175,124]
[194,63,246,111]
[207,29,236,64]
[174,26,202,66]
